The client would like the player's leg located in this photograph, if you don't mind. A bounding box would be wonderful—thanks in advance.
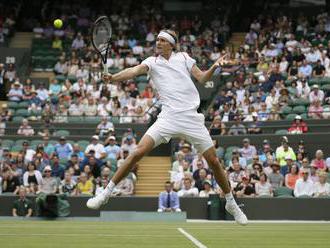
[86,134,155,209]
[203,146,248,225]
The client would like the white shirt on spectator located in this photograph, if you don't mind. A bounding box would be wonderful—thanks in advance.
[36,89,49,101]
[255,181,272,196]
[178,187,199,197]
[69,104,84,116]
[309,90,324,103]
[132,45,143,55]
[85,143,105,159]
[313,182,330,196]
[72,37,85,49]
[25,149,36,162]
[294,178,314,197]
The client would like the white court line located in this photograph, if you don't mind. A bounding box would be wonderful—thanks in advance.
[177,228,207,248]
[187,220,330,224]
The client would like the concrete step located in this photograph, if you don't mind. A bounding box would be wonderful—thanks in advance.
[10,32,34,48]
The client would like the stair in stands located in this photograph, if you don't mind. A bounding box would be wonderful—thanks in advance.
[9,32,34,48]
[228,32,246,52]
[135,156,171,196]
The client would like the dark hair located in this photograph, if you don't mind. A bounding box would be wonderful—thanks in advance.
[165,181,172,185]
[27,162,37,171]
[260,173,268,181]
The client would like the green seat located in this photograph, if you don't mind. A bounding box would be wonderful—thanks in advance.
[309,77,321,85]
[275,129,288,135]
[281,106,292,115]
[84,116,101,124]
[49,140,58,145]
[11,145,22,153]
[31,140,43,147]
[15,139,28,146]
[300,113,308,120]
[292,105,306,114]
[16,109,29,117]
[13,116,24,122]
[78,140,90,149]
[111,116,120,124]
[2,139,14,148]
[7,101,19,109]
[286,114,297,121]
[320,77,330,85]
[55,75,66,83]
[225,146,240,154]
[321,84,330,91]
[67,75,77,83]
[54,130,70,137]
[274,187,293,197]
[18,101,29,109]
[136,75,148,83]
[291,98,310,107]
[138,82,147,93]
[68,116,83,123]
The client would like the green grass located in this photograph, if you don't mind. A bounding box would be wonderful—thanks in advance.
[0,221,329,248]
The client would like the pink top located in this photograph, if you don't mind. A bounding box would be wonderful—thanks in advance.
[311,159,326,170]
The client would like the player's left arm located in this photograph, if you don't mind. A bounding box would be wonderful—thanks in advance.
[191,55,228,84]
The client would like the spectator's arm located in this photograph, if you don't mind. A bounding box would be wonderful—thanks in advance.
[172,193,180,209]
[284,174,289,188]
[158,193,165,210]
[26,208,32,217]
[12,208,17,217]
[13,186,19,195]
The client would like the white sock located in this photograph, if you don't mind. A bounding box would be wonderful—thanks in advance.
[103,180,115,196]
[225,192,234,202]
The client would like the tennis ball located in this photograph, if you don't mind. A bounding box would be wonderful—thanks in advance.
[54,19,63,29]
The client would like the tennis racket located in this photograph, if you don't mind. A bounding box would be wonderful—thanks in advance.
[91,16,112,75]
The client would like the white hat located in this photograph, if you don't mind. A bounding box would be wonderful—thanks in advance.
[312,84,319,89]
[252,112,258,117]
[109,136,116,140]
[295,115,302,120]
[92,135,99,140]
[43,165,52,172]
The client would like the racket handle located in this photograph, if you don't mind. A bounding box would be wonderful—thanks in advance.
[103,62,109,75]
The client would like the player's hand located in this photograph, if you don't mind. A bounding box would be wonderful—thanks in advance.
[102,73,113,82]
[214,54,229,68]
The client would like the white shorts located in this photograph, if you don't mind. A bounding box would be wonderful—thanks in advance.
[145,110,214,154]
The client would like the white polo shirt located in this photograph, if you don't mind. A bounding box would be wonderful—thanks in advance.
[142,52,200,116]
[85,143,105,159]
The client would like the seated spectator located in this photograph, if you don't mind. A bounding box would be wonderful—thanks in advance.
[255,173,272,197]
[38,166,57,194]
[36,83,49,103]
[95,177,109,196]
[121,135,137,156]
[23,162,43,194]
[80,155,102,179]
[96,117,114,138]
[209,116,226,135]
[75,172,94,196]
[54,136,73,160]
[294,168,314,197]
[178,178,199,197]
[112,177,134,196]
[285,165,300,190]
[199,180,215,197]
[54,104,68,123]
[7,82,23,101]
[85,135,106,160]
[314,171,330,197]
[234,175,255,198]
[239,138,257,161]
[309,84,324,103]
[158,181,181,212]
[71,33,85,50]
[298,60,312,78]
[228,115,247,135]
[59,171,76,195]
[1,168,20,194]
[54,56,68,75]
[50,155,65,179]
[247,113,262,134]
[101,136,119,158]
[12,187,33,217]
[258,102,270,121]
[268,161,284,190]
[17,119,35,136]
[42,136,55,156]
[171,151,185,172]
[311,150,326,170]
[22,141,36,162]
[194,168,209,191]
[84,98,98,116]
[228,158,245,189]
[312,60,325,77]
[275,136,296,168]
[308,100,324,119]
[288,115,308,134]
[191,153,208,172]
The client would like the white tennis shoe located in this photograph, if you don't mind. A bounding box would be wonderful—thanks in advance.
[225,201,248,226]
[86,193,109,210]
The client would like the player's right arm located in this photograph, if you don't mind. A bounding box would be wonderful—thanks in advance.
[103,64,148,82]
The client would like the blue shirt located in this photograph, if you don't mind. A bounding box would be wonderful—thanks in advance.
[51,163,65,179]
[298,64,312,77]
[54,143,73,159]
[105,145,121,160]
[44,144,55,156]
[158,191,180,210]
[49,84,61,95]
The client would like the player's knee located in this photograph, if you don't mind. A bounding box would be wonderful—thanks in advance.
[132,145,147,160]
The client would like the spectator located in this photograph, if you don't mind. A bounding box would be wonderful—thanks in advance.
[59,171,76,195]
[104,136,121,160]
[228,116,247,135]
[112,177,134,196]
[234,175,255,198]
[268,161,284,190]
[36,83,49,102]
[75,172,93,196]
[178,178,199,197]
[312,60,325,77]
[71,33,85,50]
[96,117,114,138]
[38,166,57,194]
[23,162,43,194]
[294,168,314,197]
[309,84,324,103]
[7,82,23,101]
[199,180,215,197]
[288,115,308,134]
[171,151,185,172]
[194,168,209,191]
[42,136,55,156]
[239,138,257,161]
[54,136,73,160]
[17,119,35,136]
[121,135,137,156]
[85,135,106,160]
[22,141,36,162]
[54,56,68,75]
[157,181,181,212]
[209,116,226,135]
[255,173,272,197]
[95,178,109,196]
[50,155,65,179]
[247,112,262,134]
[311,150,326,170]
[275,136,296,168]
[314,171,330,197]
[285,165,300,190]
[12,187,33,217]
[228,157,245,189]
[308,100,324,119]
[1,168,20,194]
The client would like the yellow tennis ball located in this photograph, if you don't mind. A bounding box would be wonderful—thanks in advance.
[54,19,63,29]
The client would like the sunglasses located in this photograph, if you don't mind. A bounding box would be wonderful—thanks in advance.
[44,170,51,173]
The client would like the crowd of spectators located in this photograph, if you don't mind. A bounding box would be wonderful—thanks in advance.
[170,136,330,198]
[0,132,137,197]
[206,12,330,127]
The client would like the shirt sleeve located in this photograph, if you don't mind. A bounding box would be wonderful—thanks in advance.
[141,56,155,73]
[181,52,196,73]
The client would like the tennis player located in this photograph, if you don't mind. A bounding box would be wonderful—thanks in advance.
[87,29,248,225]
